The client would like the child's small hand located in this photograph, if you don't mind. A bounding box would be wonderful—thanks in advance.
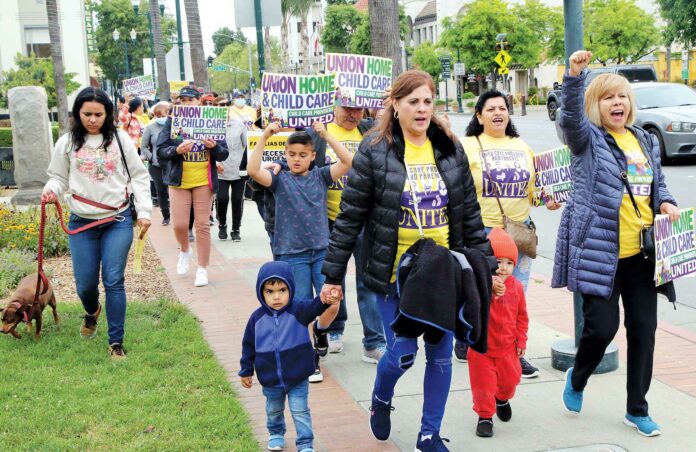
[320,284,342,304]
[492,276,505,297]
[240,376,253,388]
[263,122,281,138]
[517,347,525,358]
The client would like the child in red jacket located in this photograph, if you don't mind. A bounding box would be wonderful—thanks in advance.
[468,227,529,438]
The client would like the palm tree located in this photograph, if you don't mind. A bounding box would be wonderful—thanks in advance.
[288,0,314,73]
[280,0,291,70]
[183,0,208,89]
[45,0,69,135]
[264,25,273,71]
[368,0,402,76]
[149,0,169,100]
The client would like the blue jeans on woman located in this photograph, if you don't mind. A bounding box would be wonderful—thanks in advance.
[68,213,133,345]
[262,379,314,450]
[277,249,326,300]
[374,291,453,436]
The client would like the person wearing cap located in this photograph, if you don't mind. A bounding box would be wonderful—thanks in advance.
[156,86,229,287]
[200,93,216,106]
[306,95,387,365]
[216,92,256,241]
[468,227,529,438]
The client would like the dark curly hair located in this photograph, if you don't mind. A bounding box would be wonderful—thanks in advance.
[70,87,118,151]
[464,90,519,137]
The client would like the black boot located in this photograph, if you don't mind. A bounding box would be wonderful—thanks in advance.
[218,224,228,240]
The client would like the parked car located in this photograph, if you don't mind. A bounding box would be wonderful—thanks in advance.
[546,64,657,121]
[555,82,696,163]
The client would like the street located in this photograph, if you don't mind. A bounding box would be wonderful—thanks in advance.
[447,108,696,312]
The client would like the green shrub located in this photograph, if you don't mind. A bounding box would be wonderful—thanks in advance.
[0,126,60,147]
[0,248,36,297]
[466,101,475,108]
[0,204,70,257]
[462,92,475,99]
[528,87,539,98]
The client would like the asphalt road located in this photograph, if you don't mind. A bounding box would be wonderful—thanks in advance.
[447,108,696,309]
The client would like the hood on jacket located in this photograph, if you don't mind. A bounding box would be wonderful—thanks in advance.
[255,261,296,310]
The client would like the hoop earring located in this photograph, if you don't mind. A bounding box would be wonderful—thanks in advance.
[393,110,399,119]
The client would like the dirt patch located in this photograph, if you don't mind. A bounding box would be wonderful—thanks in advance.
[46,236,177,303]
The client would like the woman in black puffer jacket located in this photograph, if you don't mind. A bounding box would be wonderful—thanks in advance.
[320,70,494,450]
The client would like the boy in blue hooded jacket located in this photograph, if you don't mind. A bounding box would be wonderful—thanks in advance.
[240,261,339,452]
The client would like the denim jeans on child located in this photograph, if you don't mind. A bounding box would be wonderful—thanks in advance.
[262,379,314,450]
[68,213,133,344]
[277,249,326,300]
[374,291,453,436]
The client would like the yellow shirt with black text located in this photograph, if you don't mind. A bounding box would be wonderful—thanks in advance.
[610,131,654,259]
[325,122,363,221]
[392,138,450,281]
[177,142,210,189]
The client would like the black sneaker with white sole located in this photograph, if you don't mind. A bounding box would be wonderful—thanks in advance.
[520,357,539,378]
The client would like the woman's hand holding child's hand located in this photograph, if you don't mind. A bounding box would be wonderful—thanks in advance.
[492,276,506,297]
[240,376,253,388]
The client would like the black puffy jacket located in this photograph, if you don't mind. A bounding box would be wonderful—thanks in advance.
[322,121,495,294]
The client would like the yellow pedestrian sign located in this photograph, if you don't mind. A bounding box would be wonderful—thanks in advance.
[498,67,510,75]
[494,50,511,68]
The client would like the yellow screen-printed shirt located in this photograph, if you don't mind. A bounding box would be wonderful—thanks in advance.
[392,138,449,281]
[610,131,654,259]
[325,122,363,221]
[462,134,536,227]
[177,142,210,189]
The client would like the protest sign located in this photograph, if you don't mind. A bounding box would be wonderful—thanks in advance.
[170,105,229,140]
[261,73,336,128]
[123,75,156,100]
[326,53,392,109]
[532,145,572,206]
[654,208,696,286]
[169,81,191,96]
[247,131,291,163]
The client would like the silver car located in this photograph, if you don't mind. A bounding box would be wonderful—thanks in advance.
[555,82,696,163]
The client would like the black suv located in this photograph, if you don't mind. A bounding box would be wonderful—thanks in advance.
[546,64,657,120]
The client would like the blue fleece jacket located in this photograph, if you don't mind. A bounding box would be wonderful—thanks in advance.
[239,261,328,389]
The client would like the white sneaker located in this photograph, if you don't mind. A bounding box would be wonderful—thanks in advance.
[328,333,344,353]
[361,345,386,364]
[194,267,208,287]
[177,250,192,275]
[308,367,323,383]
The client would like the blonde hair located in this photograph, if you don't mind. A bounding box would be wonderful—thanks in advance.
[584,73,636,128]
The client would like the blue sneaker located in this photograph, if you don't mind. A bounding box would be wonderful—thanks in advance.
[624,414,661,437]
[562,367,583,413]
[369,392,394,441]
[415,432,450,451]
[267,435,285,451]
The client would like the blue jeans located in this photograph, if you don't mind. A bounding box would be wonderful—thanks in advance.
[327,225,385,351]
[68,213,133,344]
[374,292,453,436]
[262,379,313,450]
[278,249,326,300]
[485,220,532,291]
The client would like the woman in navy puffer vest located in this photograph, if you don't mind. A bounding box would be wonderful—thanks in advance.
[553,50,680,437]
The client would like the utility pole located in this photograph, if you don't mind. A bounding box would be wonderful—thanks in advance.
[175,0,185,80]
[253,0,265,80]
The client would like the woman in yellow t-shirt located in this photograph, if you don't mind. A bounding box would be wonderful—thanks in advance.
[459,90,560,370]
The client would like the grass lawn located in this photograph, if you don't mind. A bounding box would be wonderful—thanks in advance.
[0,300,259,451]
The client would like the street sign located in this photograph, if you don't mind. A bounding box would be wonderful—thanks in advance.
[498,67,510,75]
[494,50,511,68]
[213,65,226,72]
[234,0,282,27]
[453,62,465,76]
[439,55,452,78]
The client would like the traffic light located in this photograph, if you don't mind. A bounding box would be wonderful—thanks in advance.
[207,56,213,68]
[250,77,256,89]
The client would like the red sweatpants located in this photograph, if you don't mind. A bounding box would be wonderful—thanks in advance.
[467,348,522,418]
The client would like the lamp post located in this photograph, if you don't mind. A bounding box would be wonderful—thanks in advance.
[132,1,165,86]
[113,28,137,79]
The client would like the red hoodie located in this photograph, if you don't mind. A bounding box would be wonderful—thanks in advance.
[485,275,529,357]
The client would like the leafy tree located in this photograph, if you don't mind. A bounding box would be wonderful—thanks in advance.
[210,38,281,94]
[585,0,661,64]
[658,0,696,47]
[508,0,562,67]
[212,26,247,56]
[546,6,566,63]
[321,5,365,54]
[0,54,80,108]
[412,42,444,83]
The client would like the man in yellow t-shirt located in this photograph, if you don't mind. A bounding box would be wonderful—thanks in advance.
[307,105,386,364]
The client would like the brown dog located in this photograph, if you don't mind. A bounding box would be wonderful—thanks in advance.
[1,273,59,340]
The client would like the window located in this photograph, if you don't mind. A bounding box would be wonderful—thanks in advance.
[25,27,50,58]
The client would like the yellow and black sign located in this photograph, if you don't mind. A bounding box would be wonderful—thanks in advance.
[498,67,510,75]
[494,50,511,68]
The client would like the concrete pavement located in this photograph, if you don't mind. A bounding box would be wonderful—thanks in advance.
[148,200,696,451]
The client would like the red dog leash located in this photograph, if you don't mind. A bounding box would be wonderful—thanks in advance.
[35,197,129,303]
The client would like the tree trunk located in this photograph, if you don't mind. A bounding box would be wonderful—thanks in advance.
[299,17,310,73]
[281,18,290,70]
[666,45,672,82]
[368,0,403,76]
[45,0,69,135]
[264,26,273,71]
[149,0,170,100]
[184,0,209,90]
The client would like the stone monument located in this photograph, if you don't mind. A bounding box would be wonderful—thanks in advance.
[9,86,54,205]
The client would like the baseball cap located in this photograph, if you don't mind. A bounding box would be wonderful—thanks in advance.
[179,86,201,98]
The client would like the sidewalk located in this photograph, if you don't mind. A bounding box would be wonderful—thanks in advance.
[147,202,696,451]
